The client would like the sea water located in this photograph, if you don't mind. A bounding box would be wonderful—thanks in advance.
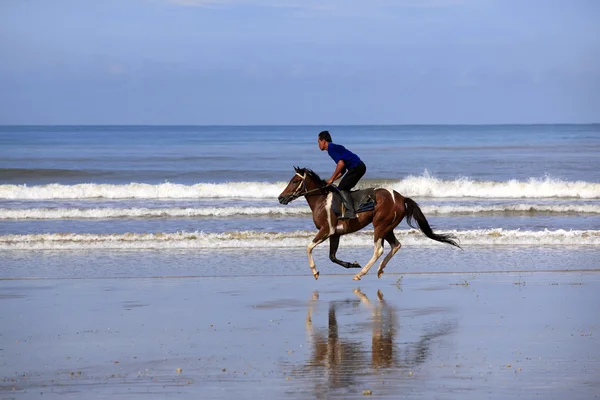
[1,125,599,278]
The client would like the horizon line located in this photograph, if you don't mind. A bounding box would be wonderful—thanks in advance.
[1,122,599,127]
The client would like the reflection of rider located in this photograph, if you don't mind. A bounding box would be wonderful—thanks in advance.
[317,130,366,219]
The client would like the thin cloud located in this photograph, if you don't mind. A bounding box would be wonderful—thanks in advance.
[165,0,464,11]
[163,0,465,19]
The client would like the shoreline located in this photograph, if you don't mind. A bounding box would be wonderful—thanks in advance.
[1,268,600,281]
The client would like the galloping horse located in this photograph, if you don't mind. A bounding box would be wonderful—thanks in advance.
[278,167,460,280]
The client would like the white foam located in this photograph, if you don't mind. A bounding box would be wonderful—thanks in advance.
[0,206,310,220]
[1,229,598,250]
[391,173,600,199]
[1,175,598,200]
[0,203,597,220]
[0,182,286,200]
[423,204,600,215]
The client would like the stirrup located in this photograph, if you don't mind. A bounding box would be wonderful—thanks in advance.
[339,208,357,220]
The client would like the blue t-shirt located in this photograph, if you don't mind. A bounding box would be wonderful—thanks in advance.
[327,143,362,169]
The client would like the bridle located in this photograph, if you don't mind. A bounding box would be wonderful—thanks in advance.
[288,172,327,201]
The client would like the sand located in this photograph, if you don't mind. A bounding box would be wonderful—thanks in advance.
[1,271,599,399]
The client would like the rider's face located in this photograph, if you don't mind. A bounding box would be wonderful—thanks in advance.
[318,138,327,151]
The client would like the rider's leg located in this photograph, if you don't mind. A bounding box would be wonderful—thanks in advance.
[337,162,366,219]
[338,161,366,191]
[339,190,356,219]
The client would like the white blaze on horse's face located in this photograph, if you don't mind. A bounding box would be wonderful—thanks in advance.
[286,172,306,201]
[279,171,307,204]
[294,172,306,194]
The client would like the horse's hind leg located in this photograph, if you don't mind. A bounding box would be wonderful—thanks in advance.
[329,235,361,269]
[353,232,385,280]
[377,231,401,278]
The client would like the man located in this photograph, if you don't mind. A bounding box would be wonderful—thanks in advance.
[318,130,367,219]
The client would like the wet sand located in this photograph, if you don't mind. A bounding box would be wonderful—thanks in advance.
[1,271,599,399]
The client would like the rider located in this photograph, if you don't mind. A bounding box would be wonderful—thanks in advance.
[318,130,366,219]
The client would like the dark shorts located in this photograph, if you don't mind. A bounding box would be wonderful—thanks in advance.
[338,161,366,191]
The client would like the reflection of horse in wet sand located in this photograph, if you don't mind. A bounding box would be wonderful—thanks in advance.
[300,289,453,394]
[353,289,397,369]
[303,292,364,390]
[305,289,398,373]
[278,167,461,280]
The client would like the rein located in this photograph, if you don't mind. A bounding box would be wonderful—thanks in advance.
[303,186,327,197]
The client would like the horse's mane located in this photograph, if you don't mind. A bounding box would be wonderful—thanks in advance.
[294,166,327,187]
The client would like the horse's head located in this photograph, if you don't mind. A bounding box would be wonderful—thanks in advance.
[278,167,327,205]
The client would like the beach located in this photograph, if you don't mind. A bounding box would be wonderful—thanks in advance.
[2,266,599,399]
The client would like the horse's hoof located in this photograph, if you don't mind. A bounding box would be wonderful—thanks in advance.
[353,275,361,281]
[377,270,384,279]
[351,262,361,269]
[314,271,320,280]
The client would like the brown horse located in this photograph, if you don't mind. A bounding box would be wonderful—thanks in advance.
[278,167,460,280]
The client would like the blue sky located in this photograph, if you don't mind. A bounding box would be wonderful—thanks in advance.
[0,0,598,124]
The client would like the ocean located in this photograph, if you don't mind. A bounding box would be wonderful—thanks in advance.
[1,124,599,278]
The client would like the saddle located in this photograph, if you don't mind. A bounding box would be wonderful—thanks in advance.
[330,187,377,218]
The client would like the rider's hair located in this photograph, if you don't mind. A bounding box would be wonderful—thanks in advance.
[318,130,332,143]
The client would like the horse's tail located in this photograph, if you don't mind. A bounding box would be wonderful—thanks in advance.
[404,197,461,249]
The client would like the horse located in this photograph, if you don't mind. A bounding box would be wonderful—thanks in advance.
[278,167,461,280]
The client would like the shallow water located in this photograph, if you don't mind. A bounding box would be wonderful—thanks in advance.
[1,247,598,280]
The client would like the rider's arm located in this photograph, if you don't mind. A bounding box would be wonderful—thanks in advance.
[327,160,346,184]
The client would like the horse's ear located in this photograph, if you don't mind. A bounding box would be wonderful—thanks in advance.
[294,166,300,173]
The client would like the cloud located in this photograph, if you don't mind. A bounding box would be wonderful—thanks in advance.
[165,0,464,11]
[162,0,465,19]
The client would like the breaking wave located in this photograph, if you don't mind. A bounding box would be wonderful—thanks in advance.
[1,175,598,200]
[389,174,599,199]
[1,229,598,250]
[0,206,309,220]
[1,203,599,220]
[0,182,283,200]
[424,203,600,215]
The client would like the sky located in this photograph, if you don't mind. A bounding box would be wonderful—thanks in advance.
[0,0,598,125]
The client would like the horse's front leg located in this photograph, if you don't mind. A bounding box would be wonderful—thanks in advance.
[329,235,361,269]
[307,228,331,280]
